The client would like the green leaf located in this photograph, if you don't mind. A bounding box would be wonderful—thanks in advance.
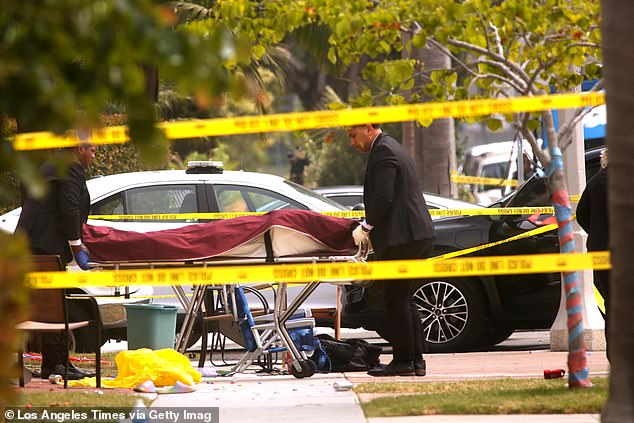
[327,47,337,64]
[486,118,503,132]
[527,119,542,132]
[412,32,427,49]
[584,63,602,80]
[417,117,433,127]
[401,78,415,90]
[252,44,266,60]
[327,101,348,110]
[445,72,458,86]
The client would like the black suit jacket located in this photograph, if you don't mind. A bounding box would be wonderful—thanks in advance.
[17,160,90,264]
[363,133,435,256]
[576,167,608,252]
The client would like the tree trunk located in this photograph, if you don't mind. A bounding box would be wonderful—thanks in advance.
[541,111,592,389]
[600,0,634,420]
[403,42,456,196]
[142,64,159,103]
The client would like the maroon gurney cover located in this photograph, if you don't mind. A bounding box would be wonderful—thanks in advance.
[82,210,357,262]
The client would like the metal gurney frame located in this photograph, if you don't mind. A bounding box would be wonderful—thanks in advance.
[84,211,367,377]
[172,243,369,378]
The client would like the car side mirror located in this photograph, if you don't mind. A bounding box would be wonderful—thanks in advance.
[352,203,365,211]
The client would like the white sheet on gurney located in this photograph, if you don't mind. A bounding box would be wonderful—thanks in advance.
[82,209,357,262]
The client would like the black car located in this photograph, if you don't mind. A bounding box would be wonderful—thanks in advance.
[341,148,605,353]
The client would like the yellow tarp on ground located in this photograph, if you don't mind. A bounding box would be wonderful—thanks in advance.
[69,348,202,388]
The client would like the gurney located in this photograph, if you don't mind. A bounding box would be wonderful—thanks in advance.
[83,209,368,378]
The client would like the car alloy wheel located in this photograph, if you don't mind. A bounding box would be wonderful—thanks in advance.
[413,279,486,352]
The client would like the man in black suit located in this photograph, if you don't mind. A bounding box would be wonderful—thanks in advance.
[576,148,609,358]
[348,123,436,377]
[16,142,97,380]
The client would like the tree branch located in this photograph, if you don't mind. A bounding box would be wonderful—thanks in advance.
[479,14,492,52]
[477,59,528,91]
[489,22,504,57]
[513,17,534,49]
[425,38,526,93]
[446,36,532,85]
[558,79,604,149]
[516,114,551,168]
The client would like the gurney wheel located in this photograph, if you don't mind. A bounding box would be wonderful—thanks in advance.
[289,359,316,379]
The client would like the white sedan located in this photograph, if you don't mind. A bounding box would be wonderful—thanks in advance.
[2,162,348,350]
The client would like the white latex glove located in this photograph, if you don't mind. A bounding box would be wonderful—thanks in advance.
[352,224,370,246]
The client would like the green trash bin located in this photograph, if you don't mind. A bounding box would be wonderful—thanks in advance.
[124,304,178,350]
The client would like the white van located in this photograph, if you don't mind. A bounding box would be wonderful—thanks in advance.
[460,140,539,205]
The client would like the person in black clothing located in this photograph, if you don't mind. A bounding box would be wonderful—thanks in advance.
[16,143,97,380]
[576,148,609,357]
[348,123,436,377]
[288,146,310,185]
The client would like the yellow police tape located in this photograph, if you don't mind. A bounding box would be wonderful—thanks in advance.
[27,251,610,289]
[12,92,604,151]
[451,173,582,203]
[88,207,555,221]
[451,172,519,187]
[431,224,558,260]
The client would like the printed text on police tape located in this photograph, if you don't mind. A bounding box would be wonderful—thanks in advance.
[26,252,611,289]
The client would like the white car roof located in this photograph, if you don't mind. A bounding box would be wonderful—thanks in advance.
[0,169,346,234]
[91,169,281,197]
[86,169,344,211]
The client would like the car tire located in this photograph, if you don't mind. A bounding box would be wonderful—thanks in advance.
[413,278,487,353]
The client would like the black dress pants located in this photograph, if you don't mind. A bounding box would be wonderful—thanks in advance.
[594,268,611,362]
[377,239,434,362]
[32,247,69,370]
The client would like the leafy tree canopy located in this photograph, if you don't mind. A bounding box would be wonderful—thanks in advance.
[185,0,600,147]
[1,0,251,195]
[1,0,602,188]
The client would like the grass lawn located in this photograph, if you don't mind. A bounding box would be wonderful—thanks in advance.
[10,391,148,408]
[11,351,147,410]
[356,377,608,417]
[21,351,120,379]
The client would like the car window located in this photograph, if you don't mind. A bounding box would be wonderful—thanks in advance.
[478,162,509,192]
[126,185,197,214]
[217,189,249,212]
[325,194,363,208]
[215,185,307,212]
[92,193,124,215]
[501,176,550,207]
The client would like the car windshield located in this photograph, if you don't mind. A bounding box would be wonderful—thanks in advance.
[490,174,551,208]
[283,180,348,210]
[477,162,510,193]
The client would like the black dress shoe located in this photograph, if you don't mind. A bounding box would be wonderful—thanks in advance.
[41,364,85,381]
[367,361,415,377]
[68,362,96,377]
[414,358,426,377]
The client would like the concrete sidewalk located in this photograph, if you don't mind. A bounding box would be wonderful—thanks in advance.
[146,347,609,423]
[151,372,364,423]
[367,416,600,422]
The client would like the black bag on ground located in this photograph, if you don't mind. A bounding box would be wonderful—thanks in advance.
[309,334,382,372]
